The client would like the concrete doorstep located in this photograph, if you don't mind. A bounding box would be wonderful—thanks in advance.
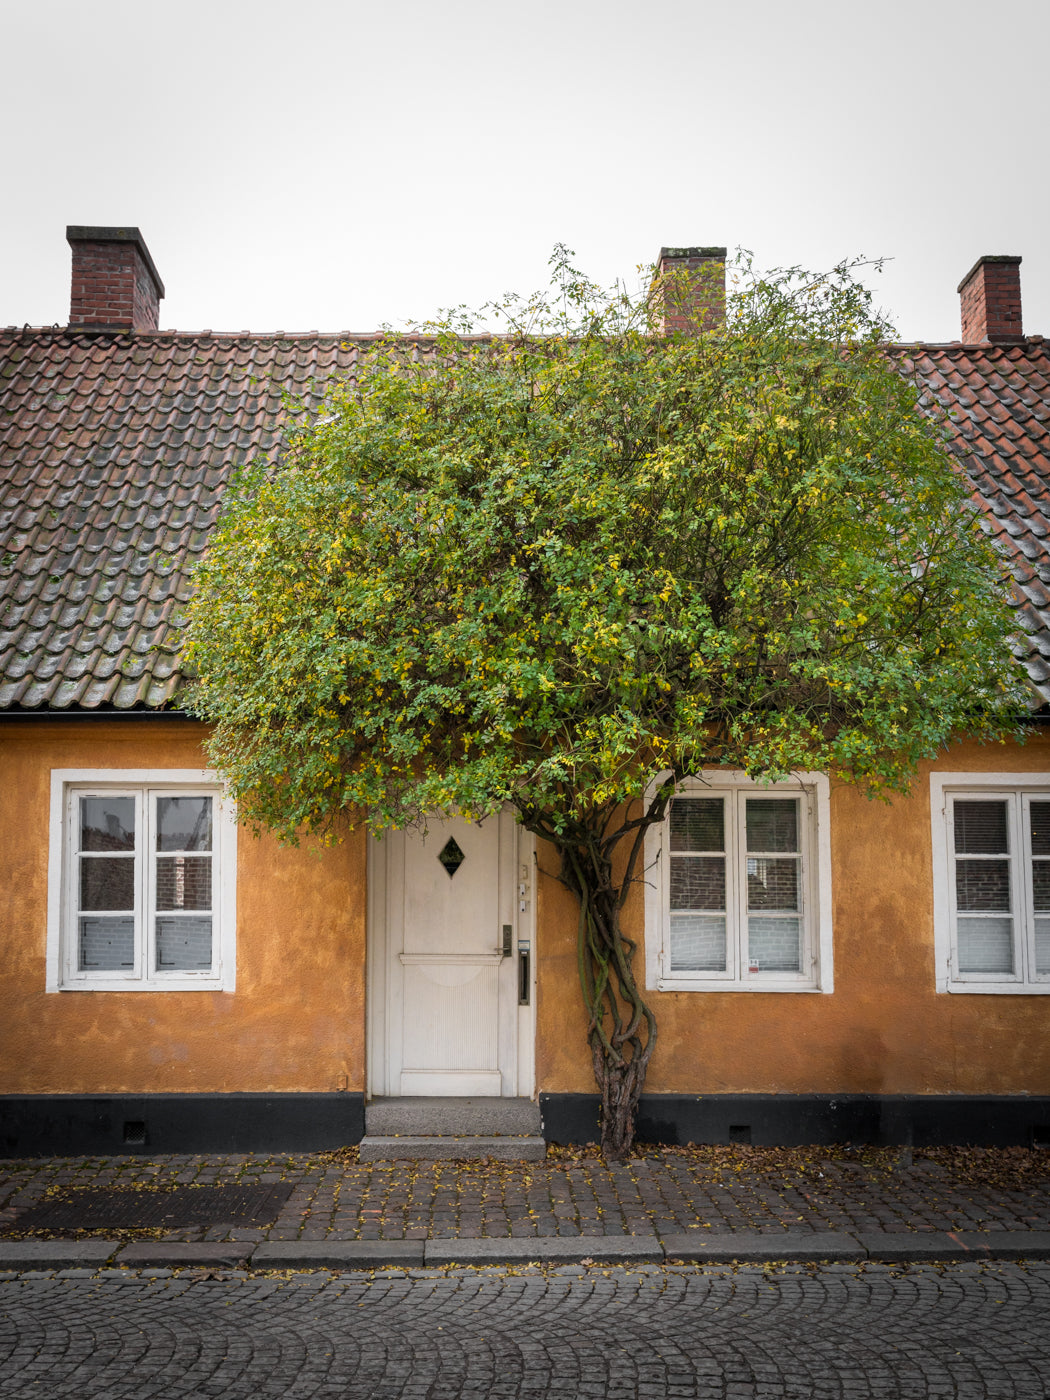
[358,1135,547,1162]
[3,1230,1050,1273]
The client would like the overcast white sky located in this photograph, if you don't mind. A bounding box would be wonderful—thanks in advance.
[3,0,1047,342]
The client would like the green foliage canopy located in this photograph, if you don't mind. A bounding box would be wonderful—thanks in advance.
[185,254,1027,843]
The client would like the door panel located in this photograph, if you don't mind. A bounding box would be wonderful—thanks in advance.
[402,816,501,958]
[384,810,518,1095]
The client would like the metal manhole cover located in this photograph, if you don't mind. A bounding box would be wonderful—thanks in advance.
[14,1182,294,1230]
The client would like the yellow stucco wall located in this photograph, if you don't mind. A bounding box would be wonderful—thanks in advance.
[535,734,1050,1098]
[0,722,366,1095]
[4,722,1049,1102]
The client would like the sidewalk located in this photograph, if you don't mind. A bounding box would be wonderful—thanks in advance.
[2,1144,1049,1271]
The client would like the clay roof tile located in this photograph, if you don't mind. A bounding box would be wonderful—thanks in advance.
[0,328,360,708]
[889,340,1050,701]
[4,326,1048,710]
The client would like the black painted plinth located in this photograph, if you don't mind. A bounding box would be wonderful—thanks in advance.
[0,1093,365,1158]
[539,1093,1050,1149]
[7,1092,1047,1157]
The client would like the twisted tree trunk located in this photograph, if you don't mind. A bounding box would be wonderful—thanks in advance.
[523,788,674,1160]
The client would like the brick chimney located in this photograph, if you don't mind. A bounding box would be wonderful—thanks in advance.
[653,246,727,334]
[957,255,1022,344]
[66,226,165,332]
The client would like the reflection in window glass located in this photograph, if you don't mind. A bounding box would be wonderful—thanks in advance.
[156,915,213,970]
[956,859,1011,912]
[156,856,212,911]
[79,915,135,970]
[80,857,135,912]
[80,796,135,852]
[746,857,799,910]
[670,914,726,971]
[748,915,801,972]
[670,856,725,911]
[156,796,212,852]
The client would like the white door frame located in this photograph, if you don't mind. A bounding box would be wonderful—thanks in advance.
[366,812,536,1098]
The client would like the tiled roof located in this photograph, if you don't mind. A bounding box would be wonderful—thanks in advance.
[1,326,1049,710]
[0,329,363,709]
[890,339,1050,701]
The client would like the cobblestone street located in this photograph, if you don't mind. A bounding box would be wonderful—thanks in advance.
[2,1260,1049,1398]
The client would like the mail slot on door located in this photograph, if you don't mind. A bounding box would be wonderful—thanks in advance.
[518,938,530,1005]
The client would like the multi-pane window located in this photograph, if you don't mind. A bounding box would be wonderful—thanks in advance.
[648,776,830,991]
[51,778,235,991]
[944,791,1050,987]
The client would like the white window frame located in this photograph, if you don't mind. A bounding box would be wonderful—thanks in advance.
[931,772,1050,994]
[46,769,237,992]
[644,770,833,993]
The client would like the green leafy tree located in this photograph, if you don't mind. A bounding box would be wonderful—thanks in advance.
[185,250,1026,1157]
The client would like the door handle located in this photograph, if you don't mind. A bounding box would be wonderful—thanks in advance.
[495,924,513,957]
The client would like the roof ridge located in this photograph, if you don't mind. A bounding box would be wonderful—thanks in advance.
[1,327,440,343]
[889,336,1047,352]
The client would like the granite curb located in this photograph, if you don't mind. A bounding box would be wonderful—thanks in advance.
[424,1236,664,1266]
[254,1241,425,1270]
[660,1231,865,1263]
[4,1230,1050,1273]
[117,1241,254,1269]
[0,1240,117,1269]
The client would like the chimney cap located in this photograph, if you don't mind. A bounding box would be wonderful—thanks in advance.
[65,225,165,299]
[957,253,1021,296]
[659,246,728,262]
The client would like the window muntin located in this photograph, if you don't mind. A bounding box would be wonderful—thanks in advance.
[1029,799,1050,976]
[951,797,1014,976]
[744,797,802,974]
[937,784,1050,991]
[153,795,214,971]
[76,792,139,972]
[669,796,727,972]
[651,774,829,992]
[51,776,234,992]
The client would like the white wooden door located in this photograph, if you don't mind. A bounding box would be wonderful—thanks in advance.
[377,810,522,1096]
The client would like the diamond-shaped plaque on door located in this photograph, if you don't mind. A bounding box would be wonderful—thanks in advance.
[437,836,466,877]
